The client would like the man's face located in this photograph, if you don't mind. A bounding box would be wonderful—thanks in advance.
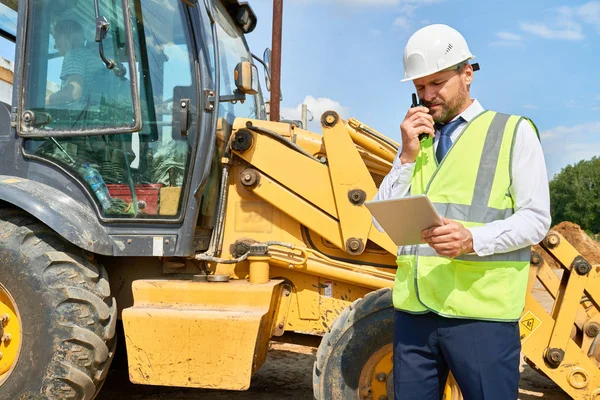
[413,65,473,124]
[54,34,70,56]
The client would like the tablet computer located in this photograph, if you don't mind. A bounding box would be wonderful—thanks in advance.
[365,195,443,246]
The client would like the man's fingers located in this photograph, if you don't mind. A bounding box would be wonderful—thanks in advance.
[430,243,460,257]
[405,106,430,119]
[425,233,459,244]
[408,125,435,138]
[407,111,433,125]
[422,224,453,239]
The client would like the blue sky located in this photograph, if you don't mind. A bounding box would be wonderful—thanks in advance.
[242,0,600,178]
[1,0,598,178]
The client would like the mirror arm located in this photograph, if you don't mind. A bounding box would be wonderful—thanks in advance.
[93,0,116,70]
[219,90,246,104]
[251,53,271,81]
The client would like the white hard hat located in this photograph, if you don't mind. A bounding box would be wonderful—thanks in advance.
[402,24,477,82]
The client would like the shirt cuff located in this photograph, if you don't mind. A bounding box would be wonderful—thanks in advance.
[467,226,496,256]
[396,162,415,186]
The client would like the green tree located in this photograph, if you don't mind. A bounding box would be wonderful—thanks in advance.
[550,157,600,234]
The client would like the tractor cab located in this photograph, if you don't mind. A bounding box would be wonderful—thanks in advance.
[0,0,266,256]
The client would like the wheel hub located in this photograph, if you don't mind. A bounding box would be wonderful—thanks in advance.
[0,284,20,380]
[358,343,393,400]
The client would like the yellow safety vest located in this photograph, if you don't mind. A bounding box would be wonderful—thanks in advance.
[393,111,536,321]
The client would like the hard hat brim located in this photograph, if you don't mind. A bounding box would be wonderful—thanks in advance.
[401,56,476,82]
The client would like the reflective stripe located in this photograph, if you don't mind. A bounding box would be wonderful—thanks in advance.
[401,243,530,262]
[470,113,511,222]
[456,246,530,262]
[398,245,416,256]
[432,202,513,223]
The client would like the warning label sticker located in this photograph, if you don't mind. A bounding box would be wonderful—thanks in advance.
[519,311,542,343]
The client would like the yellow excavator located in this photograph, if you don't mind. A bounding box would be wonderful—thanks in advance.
[0,0,596,399]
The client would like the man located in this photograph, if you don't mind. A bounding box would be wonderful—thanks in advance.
[47,19,99,105]
[373,24,551,399]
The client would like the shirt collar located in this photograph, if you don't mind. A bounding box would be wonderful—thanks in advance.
[450,99,484,123]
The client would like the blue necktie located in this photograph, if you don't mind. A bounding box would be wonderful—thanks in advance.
[435,117,464,163]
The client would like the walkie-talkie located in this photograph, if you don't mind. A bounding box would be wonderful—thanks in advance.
[411,93,429,141]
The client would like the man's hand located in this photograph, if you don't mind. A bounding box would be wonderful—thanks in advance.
[399,106,435,164]
[421,217,474,258]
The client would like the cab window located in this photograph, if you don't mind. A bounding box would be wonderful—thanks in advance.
[23,0,197,220]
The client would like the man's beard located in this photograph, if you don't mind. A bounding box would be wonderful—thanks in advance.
[424,87,468,124]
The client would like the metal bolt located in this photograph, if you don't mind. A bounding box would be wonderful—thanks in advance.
[544,232,560,248]
[572,256,592,276]
[546,348,564,368]
[22,111,33,123]
[127,239,132,244]
[278,322,284,329]
[530,252,542,266]
[165,239,169,245]
[181,101,187,108]
[0,314,8,324]
[240,169,259,187]
[349,241,360,251]
[376,372,387,382]
[2,334,11,343]
[586,322,600,337]
[326,115,335,124]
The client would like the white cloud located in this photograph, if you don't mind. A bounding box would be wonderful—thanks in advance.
[540,122,600,177]
[523,104,538,109]
[281,96,350,131]
[565,99,577,108]
[520,22,584,40]
[393,16,411,30]
[576,1,600,28]
[389,0,445,30]
[540,122,600,140]
[517,2,600,41]
[496,32,522,41]
[489,40,524,48]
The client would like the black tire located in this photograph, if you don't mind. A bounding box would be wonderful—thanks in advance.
[313,287,394,400]
[0,208,116,400]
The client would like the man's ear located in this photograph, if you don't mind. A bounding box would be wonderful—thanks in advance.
[463,64,474,86]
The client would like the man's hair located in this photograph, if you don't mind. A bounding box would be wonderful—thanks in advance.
[53,19,84,40]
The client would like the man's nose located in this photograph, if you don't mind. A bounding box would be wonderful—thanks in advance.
[422,86,437,102]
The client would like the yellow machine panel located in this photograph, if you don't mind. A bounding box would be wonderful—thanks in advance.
[122,279,284,390]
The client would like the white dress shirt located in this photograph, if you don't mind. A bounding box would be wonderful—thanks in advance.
[373,99,551,256]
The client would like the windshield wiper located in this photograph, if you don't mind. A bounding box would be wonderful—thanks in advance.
[93,0,115,70]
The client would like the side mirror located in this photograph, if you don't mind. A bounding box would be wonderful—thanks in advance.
[263,48,272,91]
[234,61,259,95]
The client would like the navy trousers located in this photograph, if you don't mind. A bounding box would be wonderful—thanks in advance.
[393,310,521,400]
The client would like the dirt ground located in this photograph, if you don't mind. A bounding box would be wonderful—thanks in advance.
[98,340,569,400]
[533,221,600,269]
[98,222,600,399]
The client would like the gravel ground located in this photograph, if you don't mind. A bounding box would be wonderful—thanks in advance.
[97,341,568,399]
[97,277,572,399]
